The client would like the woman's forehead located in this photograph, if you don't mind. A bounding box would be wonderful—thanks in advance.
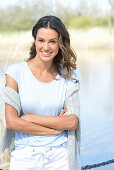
[36,28,59,39]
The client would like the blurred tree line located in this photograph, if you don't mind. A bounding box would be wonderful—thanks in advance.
[0,0,114,31]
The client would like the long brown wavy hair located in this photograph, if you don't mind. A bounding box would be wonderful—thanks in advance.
[27,15,77,80]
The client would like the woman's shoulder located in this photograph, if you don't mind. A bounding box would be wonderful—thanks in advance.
[68,69,79,83]
[6,61,25,69]
[66,69,80,89]
[6,61,25,73]
[5,61,25,83]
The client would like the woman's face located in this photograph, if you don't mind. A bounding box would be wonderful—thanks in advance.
[35,28,59,63]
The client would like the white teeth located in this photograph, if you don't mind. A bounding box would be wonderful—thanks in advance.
[43,53,50,54]
[42,52,51,55]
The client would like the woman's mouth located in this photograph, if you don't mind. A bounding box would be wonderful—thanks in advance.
[41,51,52,56]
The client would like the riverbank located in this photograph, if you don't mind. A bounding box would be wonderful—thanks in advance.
[0,27,114,63]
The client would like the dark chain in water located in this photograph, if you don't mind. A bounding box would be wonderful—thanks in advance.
[81,159,114,169]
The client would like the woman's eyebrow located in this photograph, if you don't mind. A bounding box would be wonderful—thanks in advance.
[37,37,58,40]
[49,38,58,40]
[37,37,44,39]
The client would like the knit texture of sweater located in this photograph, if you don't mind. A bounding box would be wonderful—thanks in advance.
[0,82,81,170]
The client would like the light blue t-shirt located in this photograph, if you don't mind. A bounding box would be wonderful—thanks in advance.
[5,61,77,149]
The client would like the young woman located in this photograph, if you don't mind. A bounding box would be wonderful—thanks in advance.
[2,15,81,170]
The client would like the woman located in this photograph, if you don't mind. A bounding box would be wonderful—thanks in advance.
[1,15,81,170]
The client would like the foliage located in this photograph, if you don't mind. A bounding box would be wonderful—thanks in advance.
[0,0,114,31]
[69,16,92,29]
[95,17,108,27]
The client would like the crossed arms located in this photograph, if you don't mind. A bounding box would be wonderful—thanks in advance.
[5,75,79,136]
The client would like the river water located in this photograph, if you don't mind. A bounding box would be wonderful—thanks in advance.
[0,49,114,169]
[78,50,114,169]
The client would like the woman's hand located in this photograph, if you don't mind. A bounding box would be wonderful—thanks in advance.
[20,114,31,122]
[54,129,63,134]
[59,109,67,116]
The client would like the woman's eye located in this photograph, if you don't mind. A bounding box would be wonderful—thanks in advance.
[38,39,43,42]
[50,41,56,44]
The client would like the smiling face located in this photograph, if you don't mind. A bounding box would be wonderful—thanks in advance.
[35,28,59,63]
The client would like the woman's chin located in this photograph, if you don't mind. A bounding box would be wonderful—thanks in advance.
[40,56,54,63]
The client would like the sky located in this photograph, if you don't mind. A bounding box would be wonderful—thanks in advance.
[0,0,111,15]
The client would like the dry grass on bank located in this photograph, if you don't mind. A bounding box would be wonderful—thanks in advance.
[0,27,114,63]
[70,27,114,51]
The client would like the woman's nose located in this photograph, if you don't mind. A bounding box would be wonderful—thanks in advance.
[43,42,50,50]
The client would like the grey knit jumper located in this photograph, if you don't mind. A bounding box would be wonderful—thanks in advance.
[0,83,81,170]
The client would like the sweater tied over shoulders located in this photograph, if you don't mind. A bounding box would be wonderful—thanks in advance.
[0,81,81,170]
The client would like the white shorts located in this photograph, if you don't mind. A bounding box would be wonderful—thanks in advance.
[9,146,68,170]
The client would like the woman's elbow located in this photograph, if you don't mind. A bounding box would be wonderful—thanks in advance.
[6,120,14,130]
[70,115,79,130]
[6,117,17,130]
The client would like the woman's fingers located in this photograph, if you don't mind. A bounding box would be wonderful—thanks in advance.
[20,114,31,121]
[59,109,67,116]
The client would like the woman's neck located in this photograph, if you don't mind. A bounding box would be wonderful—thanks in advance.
[27,57,56,75]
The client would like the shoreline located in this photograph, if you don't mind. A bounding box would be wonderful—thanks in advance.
[0,27,114,63]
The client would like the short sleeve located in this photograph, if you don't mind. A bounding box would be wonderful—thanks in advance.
[5,63,19,83]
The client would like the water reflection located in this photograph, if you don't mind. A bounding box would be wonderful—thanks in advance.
[78,50,114,169]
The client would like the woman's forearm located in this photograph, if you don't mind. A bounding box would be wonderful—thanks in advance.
[21,114,78,131]
[8,116,61,135]
[5,105,61,135]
